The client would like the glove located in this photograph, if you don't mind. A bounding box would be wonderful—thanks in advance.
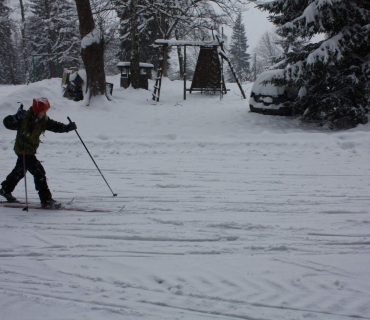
[14,108,26,122]
[64,122,77,132]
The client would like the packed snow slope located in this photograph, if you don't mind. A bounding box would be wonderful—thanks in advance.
[0,76,370,320]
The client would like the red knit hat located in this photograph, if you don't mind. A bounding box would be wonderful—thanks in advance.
[32,97,50,114]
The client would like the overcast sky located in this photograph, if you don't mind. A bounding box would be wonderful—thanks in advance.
[242,2,273,51]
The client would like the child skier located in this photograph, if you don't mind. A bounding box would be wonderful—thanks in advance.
[0,97,77,208]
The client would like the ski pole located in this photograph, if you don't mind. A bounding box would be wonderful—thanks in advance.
[67,117,117,197]
[18,102,28,211]
[22,152,28,212]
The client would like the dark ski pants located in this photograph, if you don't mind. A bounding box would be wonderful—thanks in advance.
[1,155,52,201]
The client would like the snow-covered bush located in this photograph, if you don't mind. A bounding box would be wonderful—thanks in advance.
[259,0,370,129]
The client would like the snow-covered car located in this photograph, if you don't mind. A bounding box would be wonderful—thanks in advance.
[249,69,298,115]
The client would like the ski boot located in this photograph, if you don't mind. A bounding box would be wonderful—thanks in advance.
[41,198,62,209]
[0,188,18,203]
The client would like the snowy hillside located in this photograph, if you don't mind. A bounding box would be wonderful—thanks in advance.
[0,76,370,320]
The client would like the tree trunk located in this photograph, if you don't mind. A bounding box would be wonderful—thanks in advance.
[175,30,184,78]
[75,0,107,97]
[19,0,28,83]
[43,0,55,79]
[162,45,168,77]
[130,0,141,89]
[160,12,169,77]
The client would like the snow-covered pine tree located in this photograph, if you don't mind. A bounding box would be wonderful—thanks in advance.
[252,30,283,76]
[115,0,155,87]
[227,12,250,82]
[26,0,80,82]
[259,0,370,128]
[0,0,17,84]
[273,34,308,69]
[116,1,161,78]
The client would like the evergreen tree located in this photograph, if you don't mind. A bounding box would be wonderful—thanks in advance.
[259,0,370,128]
[273,34,307,69]
[116,0,163,83]
[227,12,250,82]
[117,15,164,68]
[0,0,17,84]
[116,0,161,87]
[103,31,121,76]
[27,0,80,82]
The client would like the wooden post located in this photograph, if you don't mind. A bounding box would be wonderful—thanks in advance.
[220,49,223,100]
[254,53,257,81]
[220,27,224,100]
[184,46,187,100]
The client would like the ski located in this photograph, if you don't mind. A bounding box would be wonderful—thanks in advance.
[0,201,114,213]
[1,201,62,211]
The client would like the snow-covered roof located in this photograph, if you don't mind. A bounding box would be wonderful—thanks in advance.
[154,39,219,47]
[117,62,154,68]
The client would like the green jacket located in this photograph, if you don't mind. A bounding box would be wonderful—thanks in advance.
[3,107,68,155]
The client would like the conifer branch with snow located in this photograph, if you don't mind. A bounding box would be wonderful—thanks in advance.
[259,0,370,129]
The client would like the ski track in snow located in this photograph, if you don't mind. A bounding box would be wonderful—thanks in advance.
[0,78,370,319]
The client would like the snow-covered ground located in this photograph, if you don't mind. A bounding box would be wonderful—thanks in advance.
[0,76,370,320]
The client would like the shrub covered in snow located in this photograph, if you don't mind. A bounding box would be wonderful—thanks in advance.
[258,0,370,129]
